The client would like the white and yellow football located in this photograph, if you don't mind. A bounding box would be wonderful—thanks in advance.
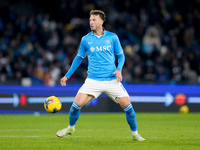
[44,96,62,113]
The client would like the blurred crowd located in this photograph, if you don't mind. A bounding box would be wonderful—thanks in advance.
[0,0,200,85]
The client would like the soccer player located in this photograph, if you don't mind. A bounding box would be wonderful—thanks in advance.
[56,10,145,141]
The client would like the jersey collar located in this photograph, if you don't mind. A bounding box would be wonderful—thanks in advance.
[91,27,106,36]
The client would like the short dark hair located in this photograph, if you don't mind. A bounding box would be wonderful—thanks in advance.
[89,10,106,21]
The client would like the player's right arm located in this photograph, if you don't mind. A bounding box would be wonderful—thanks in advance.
[60,76,68,86]
[60,55,83,86]
[60,37,86,86]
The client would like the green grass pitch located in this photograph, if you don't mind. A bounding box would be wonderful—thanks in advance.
[0,113,200,150]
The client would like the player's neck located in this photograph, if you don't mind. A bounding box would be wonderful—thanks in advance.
[93,28,104,36]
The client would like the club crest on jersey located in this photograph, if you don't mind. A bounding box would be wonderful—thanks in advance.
[90,46,95,52]
[106,40,110,44]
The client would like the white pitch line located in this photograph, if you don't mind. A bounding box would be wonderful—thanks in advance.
[1,135,199,139]
[0,135,41,137]
[148,136,200,139]
[0,129,41,131]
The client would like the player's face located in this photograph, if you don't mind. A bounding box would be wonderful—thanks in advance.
[89,14,103,31]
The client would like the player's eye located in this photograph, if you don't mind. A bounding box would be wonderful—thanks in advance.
[90,19,95,22]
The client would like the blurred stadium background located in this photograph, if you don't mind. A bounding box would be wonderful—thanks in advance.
[0,0,200,113]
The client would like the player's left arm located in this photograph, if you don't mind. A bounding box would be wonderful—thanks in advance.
[112,34,125,82]
[113,52,125,82]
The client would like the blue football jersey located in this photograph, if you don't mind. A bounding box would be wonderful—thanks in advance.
[77,30,124,81]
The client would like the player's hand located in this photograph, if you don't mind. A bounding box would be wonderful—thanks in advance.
[112,70,122,82]
[60,76,68,86]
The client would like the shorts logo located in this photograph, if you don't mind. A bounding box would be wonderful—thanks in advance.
[90,46,95,52]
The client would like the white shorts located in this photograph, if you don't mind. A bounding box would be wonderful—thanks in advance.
[78,78,129,103]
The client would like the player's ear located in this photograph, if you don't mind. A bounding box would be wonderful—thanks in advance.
[101,20,104,25]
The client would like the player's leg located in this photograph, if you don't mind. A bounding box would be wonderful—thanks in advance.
[116,97,138,134]
[116,96,145,141]
[69,93,94,128]
[56,93,94,138]
[57,78,102,138]
[105,80,145,141]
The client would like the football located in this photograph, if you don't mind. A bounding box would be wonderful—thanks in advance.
[44,96,62,113]
[179,105,189,114]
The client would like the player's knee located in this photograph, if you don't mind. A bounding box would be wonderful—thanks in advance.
[74,93,94,107]
[116,96,131,108]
